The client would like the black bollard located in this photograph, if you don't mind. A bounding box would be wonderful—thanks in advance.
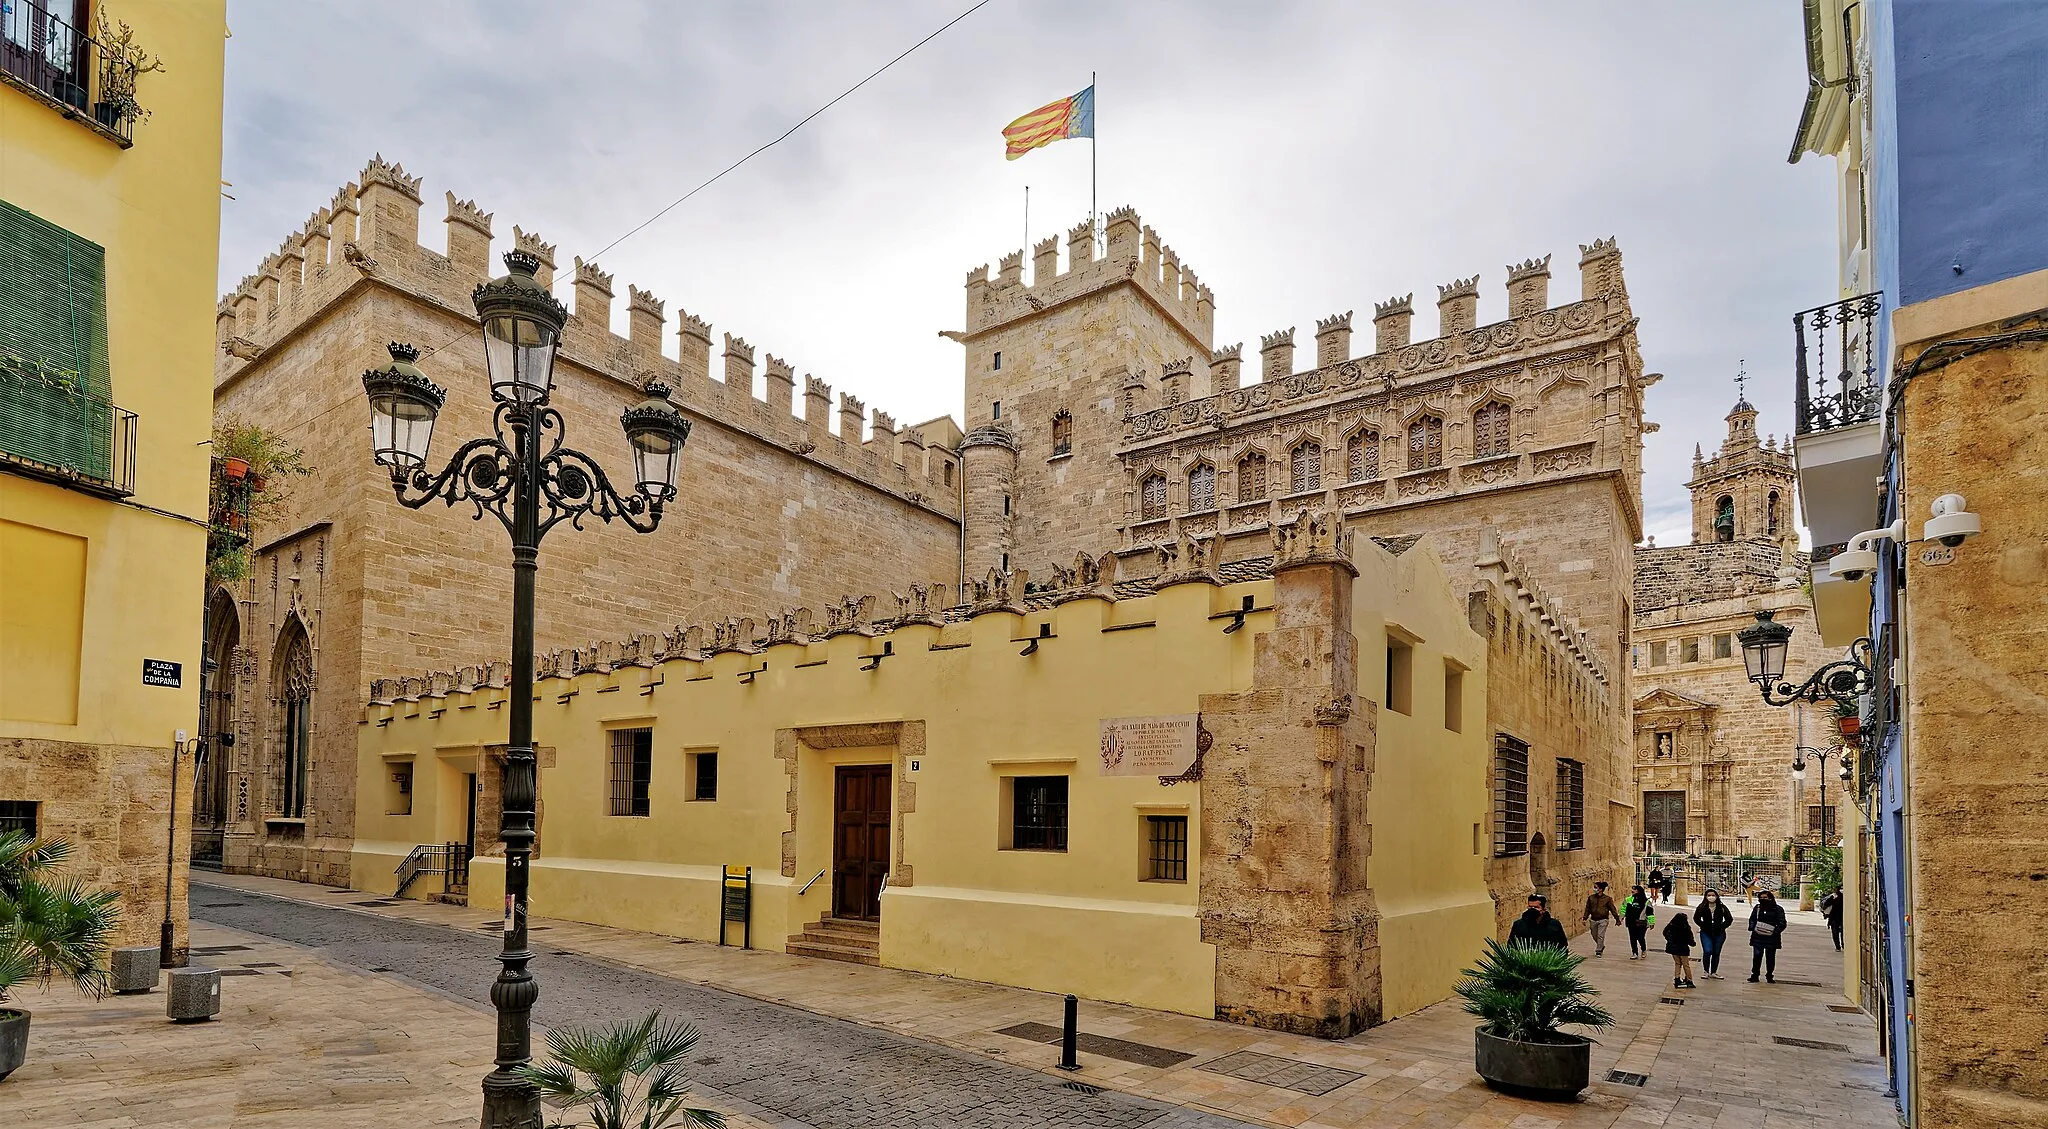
[1058,994,1080,1071]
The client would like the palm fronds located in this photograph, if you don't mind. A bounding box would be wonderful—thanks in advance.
[0,831,121,1005]
[513,1010,725,1129]
[1454,937,1614,1044]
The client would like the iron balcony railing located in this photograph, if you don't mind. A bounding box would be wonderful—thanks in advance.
[0,0,141,144]
[0,371,136,496]
[1793,292,1884,436]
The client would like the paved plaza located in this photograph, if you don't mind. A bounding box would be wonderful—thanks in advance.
[0,874,1892,1128]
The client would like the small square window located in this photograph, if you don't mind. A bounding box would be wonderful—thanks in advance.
[1007,776,1068,851]
[1650,641,1668,667]
[1385,640,1413,715]
[993,351,1002,370]
[0,800,38,837]
[1145,816,1187,881]
[1713,633,1732,660]
[1682,638,1700,664]
[992,400,1002,420]
[689,751,718,802]
[387,762,414,816]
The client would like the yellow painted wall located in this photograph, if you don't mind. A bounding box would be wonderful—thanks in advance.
[1351,541,1497,1019]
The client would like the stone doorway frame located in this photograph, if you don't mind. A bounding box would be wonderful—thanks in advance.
[775,721,925,890]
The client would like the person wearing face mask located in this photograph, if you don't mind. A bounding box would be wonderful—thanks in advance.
[1622,883,1655,959]
[1695,887,1735,978]
[1748,888,1789,982]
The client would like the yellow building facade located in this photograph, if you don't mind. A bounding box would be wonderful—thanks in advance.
[0,2,226,957]
[358,522,1622,1032]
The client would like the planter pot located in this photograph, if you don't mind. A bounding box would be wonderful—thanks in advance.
[0,1008,28,1083]
[220,457,250,480]
[1836,716,1860,737]
[1474,1026,1591,1100]
[246,473,267,493]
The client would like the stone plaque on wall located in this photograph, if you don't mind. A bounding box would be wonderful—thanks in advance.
[1099,714,1199,777]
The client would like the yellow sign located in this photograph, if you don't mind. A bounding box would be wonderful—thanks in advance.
[1099,714,1199,777]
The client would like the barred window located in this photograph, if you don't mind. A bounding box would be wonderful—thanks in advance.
[609,728,653,816]
[1139,473,1167,520]
[1146,815,1188,881]
[1346,430,1380,482]
[1237,451,1267,502]
[0,800,37,837]
[1554,758,1585,850]
[1493,735,1529,857]
[1289,441,1322,493]
[1407,416,1443,471]
[1473,400,1511,458]
[1011,776,1068,851]
[1187,463,1216,511]
[1051,410,1072,456]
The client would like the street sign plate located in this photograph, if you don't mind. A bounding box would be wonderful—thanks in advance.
[142,659,182,687]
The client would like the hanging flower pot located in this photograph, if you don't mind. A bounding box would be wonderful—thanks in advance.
[1836,715,1861,737]
[220,457,250,480]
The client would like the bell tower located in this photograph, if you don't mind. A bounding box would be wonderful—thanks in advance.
[1687,374,1799,551]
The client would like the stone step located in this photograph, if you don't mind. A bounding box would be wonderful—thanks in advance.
[808,916,880,939]
[784,937,880,966]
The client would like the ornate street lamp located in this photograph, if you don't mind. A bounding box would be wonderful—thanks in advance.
[1792,745,1854,845]
[362,251,689,1129]
[1736,610,1874,709]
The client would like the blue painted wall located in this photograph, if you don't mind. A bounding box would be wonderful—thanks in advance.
[1887,0,2048,307]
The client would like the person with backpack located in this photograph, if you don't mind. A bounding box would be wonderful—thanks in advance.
[1662,910,1697,989]
[1695,887,1735,978]
[1819,887,1845,951]
[1623,883,1656,959]
[1748,888,1788,982]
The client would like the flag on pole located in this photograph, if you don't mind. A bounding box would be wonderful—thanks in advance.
[1002,85,1094,161]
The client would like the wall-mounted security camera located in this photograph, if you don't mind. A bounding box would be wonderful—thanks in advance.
[1924,493,1982,548]
[1829,518,1905,583]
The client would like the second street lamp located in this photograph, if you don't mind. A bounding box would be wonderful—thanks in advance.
[362,251,689,1129]
[1736,610,1875,709]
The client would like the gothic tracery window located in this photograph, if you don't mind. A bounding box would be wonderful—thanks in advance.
[1472,400,1511,459]
[274,620,314,820]
[1346,429,1380,481]
[1051,410,1073,457]
[1237,451,1268,503]
[1407,415,1443,471]
[1140,473,1167,521]
[1187,463,1216,512]
[1289,440,1322,494]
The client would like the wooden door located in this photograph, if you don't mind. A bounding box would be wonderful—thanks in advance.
[832,765,891,920]
[1644,790,1687,852]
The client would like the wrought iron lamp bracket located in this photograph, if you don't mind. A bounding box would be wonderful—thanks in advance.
[386,402,663,539]
[1757,637,1876,709]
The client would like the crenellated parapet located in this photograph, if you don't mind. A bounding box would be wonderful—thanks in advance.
[1471,526,1610,690]
[962,205,1215,347]
[215,157,961,514]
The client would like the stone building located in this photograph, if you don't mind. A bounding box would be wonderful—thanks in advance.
[1629,397,1835,858]
[199,158,964,884]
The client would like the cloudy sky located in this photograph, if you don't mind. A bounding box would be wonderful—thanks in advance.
[219,1,1836,546]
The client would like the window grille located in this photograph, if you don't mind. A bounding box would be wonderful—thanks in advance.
[1555,758,1585,850]
[1187,464,1215,511]
[1807,805,1838,839]
[1050,410,1072,456]
[1407,416,1443,470]
[0,800,37,837]
[1493,735,1529,856]
[1237,452,1267,503]
[692,751,718,802]
[1146,815,1187,881]
[1012,776,1068,851]
[1346,430,1380,481]
[1140,473,1167,520]
[609,728,652,816]
[1473,401,1511,458]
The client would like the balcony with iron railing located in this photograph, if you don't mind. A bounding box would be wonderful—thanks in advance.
[0,365,137,496]
[1793,293,1884,437]
[1790,292,1885,646]
[0,1,146,146]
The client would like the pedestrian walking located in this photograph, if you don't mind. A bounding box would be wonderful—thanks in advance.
[1695,887,1734,978]
[1748,888,1788,982]
[1583,881,1618,957]
[1623,883,1655,959]
[1647,865,1666,903]
[1820,887,1845,951]
[1509,892,1568,949]
[1663,910,1697,989]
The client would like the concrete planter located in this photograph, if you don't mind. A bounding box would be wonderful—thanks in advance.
[167,967,221,1023]
[1474,1026,1591,1100]
[0,1009,27,1082]
[110,946,161,994]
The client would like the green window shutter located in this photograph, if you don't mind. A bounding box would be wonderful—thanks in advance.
[0,198,112,480]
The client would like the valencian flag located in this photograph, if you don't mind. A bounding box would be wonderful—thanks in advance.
[1003,85,1094,160]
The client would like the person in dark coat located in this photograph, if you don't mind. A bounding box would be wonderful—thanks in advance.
[1509,893,1568,949]
[1695,887,1735,978]
[1820,888,1845,951]
[1662,911,1697,988]
[1647,866,1667,903]
[1622,884,1656,959]
[1748,888,1789,982]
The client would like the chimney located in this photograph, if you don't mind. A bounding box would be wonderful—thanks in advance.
[1314,311,1353,367]
[1506,255,1552,317]
[1209,343,1244,393]
[1373,294,1415,352]
[1436,277,1478,336]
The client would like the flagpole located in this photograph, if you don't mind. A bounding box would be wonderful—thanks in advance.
[1090,70,1098,252]
[1024,185,1029,257]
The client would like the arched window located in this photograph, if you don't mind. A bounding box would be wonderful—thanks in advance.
[1187,463,1216,512]
[1346,429,1380,482]
[1767,491,1781,537]
[1290,440,1322,494]
[1407,415,1443,471]
[1714,495,1735,542]
[272,619,314,820]
[1472,400,1511,458]
[1237,451,1268,503]
[1140,473,1168,520]
[196,590,240,853]
[1050,410,1073,457]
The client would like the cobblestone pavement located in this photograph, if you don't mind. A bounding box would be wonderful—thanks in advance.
[187,881,1250,1129]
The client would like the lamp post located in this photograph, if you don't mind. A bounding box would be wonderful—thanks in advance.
[1792,745,1853,845]
[361,250,689,1129]
[1736,609,1874,709]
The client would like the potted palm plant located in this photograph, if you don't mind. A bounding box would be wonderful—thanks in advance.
[513,1010,725,1128]
[0,831,121,1083]
[1456,937,1613,1100]
[1832,698,1861,738]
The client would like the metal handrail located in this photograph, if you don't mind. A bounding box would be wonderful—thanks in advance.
[797,869,826,895]
[0,0,143,143]
[1792,292,1884,436]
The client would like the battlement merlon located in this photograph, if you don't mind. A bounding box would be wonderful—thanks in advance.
[1472,527,1611,689]
[957,206,1214,351]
